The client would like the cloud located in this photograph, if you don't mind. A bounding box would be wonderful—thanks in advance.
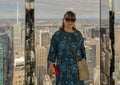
[116,12,120,14]
[65,7,74,10]
[0,0,100,19]
[1,0,24,5]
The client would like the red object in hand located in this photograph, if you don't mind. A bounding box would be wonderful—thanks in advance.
[53,64,60,76]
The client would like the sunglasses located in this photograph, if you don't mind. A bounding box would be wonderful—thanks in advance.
[64,18,76,23]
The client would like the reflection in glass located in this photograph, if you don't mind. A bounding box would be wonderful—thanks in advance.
[100,0,115,85]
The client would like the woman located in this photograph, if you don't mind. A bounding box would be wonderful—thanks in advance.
[48,11,86,85]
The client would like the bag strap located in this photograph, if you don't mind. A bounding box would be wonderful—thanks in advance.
[64,31,79,62]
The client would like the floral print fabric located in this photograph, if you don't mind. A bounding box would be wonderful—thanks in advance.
[48,29,86,85]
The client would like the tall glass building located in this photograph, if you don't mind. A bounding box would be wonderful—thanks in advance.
[0,33,10,85]
[0,44,4,85]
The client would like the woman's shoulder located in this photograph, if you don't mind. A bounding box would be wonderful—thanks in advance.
[53,29,63,36]
[75,29,82,35]
[51,29,63,40]
[51,30,63,42]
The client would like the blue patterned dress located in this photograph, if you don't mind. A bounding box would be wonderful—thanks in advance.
[48,29,86,85]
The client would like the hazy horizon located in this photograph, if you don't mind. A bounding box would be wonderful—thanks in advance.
[0,0,120,20]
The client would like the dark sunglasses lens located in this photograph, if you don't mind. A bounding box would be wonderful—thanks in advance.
[65,18,75,22]
[71,19,75,22]
[65,18,70,21]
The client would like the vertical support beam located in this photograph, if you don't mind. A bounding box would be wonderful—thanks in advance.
[25,0,35,85]
[109,0,115,85]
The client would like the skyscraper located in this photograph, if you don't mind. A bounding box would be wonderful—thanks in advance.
[0,33,10,85]
[100,28,111,85]
[13,57,25,85]
[0,44,4,85]
[13,22,22,58]
[92,39,100,85]
[115,29,120,56]
[36,46,47,85]
[39,29,50,47]
[13,1,22,58]
[13,2,25,85]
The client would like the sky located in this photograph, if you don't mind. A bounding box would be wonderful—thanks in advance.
[0,0,120,20]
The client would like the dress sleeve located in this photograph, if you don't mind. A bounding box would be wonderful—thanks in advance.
[47,34,58,62]
[81,35,86,59]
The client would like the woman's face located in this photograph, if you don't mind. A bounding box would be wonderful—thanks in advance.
[63,15,76,29]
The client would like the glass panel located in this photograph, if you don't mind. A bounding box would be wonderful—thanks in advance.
[35,0,99,85]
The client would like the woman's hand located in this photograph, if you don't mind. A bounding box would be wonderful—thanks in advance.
[49,62,55,75]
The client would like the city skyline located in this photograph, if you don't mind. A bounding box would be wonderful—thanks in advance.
[0,0,120,85]
[0,18,120,84]
[0,0,119,20]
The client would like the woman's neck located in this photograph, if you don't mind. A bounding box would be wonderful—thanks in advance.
[64,27,75,33]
